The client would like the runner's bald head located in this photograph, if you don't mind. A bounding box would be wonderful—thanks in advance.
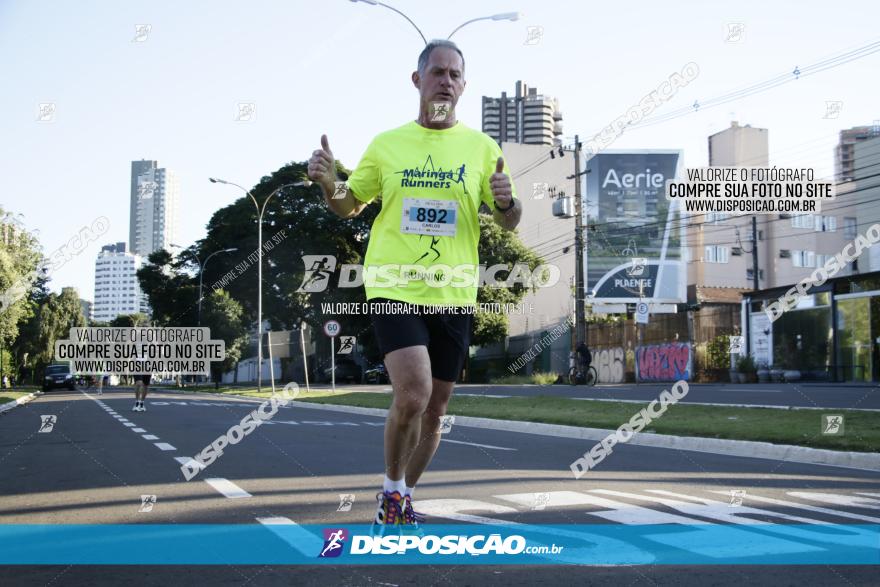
[417,39,465,76]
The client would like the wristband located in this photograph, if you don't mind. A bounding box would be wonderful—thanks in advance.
[494,198,515,212]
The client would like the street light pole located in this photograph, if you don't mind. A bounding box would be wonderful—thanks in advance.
[447,13,521,39]
[198,248,238,326]
[349,0,520,44]
[209,178,308,394]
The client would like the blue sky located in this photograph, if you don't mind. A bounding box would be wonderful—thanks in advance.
[1,0,878,300]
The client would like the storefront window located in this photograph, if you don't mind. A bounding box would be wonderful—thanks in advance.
[836,297,871,382]
[772,305,832,378]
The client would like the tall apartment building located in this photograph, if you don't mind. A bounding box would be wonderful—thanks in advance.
[834,124,880,182]
[689,121,857,299]
[129,159,179,257]
[92,242,149,322]
[481,81,563,146]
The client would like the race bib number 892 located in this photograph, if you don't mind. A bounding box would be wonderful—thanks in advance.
[400,198,457,237]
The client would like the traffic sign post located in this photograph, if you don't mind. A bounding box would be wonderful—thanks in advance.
[635,301,650,325]
[323,321,340,393]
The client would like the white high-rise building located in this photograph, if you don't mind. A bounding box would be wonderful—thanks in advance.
[129,159,179,257]
[92,242,149,322]
[482,81,563,146]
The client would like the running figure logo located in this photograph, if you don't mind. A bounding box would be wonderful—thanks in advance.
[38,415,57,433]
[414,235,441,264]
[337,494,355,512]
[297,255,337,293]
[337,336,355,355]
[318,528,348,558]
[139,494,157,512]
[728,489,747,507]
[822,414,844,435]
[438,415,455,434]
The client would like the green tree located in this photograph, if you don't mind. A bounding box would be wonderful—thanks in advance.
[201,290,249,384]
[0,210,44,362]
[110,313,151,327]
[472,215,545,346]
[137,249,197,326]
[15,287,86,377]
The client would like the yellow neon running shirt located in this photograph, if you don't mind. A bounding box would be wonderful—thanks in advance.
[346,120,516,306]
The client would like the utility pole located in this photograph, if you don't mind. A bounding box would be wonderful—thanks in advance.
[574,135,585,345]
[751,215,759,290]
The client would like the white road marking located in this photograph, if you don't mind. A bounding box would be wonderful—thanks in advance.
[256,517,321,556]
[174,456,205,470]
[457,393,512,399]
[498,491,694,525]
[856,492,880,498]
[787,491,880,510]
[154,443,176,451]
[142,434,159,440]
[440,439,517,451]
[206,478,251,499]
[123,423,136,427]
[709,491,880,523]
[132,427,146,433]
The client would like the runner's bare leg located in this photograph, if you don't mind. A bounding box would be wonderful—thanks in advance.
[405,378,454,487]
[383,346,432,480]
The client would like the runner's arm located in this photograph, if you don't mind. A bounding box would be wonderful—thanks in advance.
[320,183,368,219]
[492,198,522,230]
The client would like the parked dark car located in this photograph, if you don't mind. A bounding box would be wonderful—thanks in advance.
[42,364,76,391]
[364,363,389,384]
[318,359,362,384]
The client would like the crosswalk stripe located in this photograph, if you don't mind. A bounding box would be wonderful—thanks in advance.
[786,491,880,510]
[256,517,321,556]
[708,490,880,523]
[206,478,251,499]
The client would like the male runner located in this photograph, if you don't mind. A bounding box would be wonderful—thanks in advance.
[307,39,521,532]
[132,373,150,412]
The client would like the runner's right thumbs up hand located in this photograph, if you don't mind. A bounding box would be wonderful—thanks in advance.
[308,134,337,191]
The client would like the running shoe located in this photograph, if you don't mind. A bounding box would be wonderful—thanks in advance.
[132,403,139,412]
[401,494,426,536]
[371,490,404,536]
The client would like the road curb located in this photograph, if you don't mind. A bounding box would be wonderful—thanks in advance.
[161,388,880,472]
[0,391,42,414]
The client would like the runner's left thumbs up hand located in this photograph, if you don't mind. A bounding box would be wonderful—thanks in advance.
[490,157,513,209]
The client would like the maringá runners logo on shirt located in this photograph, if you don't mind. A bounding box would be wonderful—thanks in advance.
[396,155,469,194]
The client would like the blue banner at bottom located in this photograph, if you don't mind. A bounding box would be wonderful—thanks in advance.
[0,524,877,565]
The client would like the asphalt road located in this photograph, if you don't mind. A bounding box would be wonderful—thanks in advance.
[337,381,880,410]
[0,387,878,586]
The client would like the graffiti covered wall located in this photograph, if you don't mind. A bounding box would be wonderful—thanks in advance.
[635,342,691,382]
[594,348,625,383]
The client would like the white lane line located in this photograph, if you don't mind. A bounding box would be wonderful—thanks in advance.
[123,423,136,427]
[117,419,130,423]
[154,443,176,451]
[206,478,252,499]
[142,434,159,440]
[256,517,321,556]
[457,393,512,399]
[132,428,146,433]
[856,492,880,498]
[174,456,205,471]
[708,491,880,523]
[440,439,517,451]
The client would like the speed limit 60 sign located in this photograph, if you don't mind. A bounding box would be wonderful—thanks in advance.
[323,320,341,337]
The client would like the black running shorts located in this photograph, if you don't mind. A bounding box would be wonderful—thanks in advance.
[369,298,473,383]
